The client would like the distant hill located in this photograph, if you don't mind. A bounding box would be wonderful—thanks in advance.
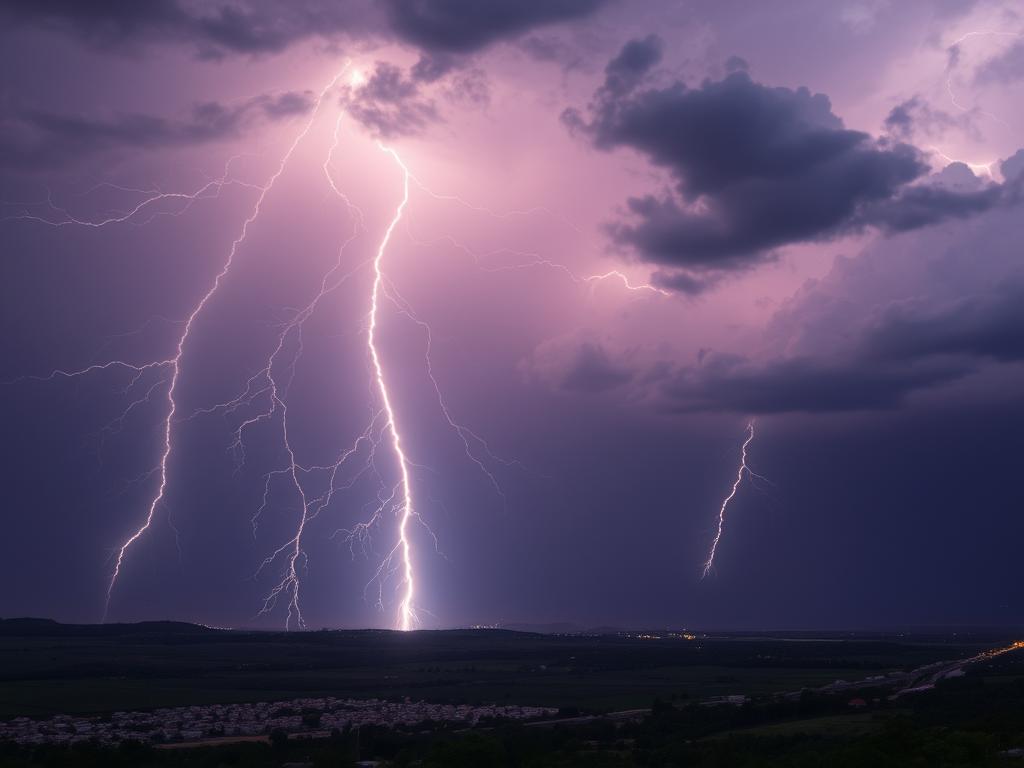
[501,622,586,634]
[0,618,545,641]
[0,617,222,638]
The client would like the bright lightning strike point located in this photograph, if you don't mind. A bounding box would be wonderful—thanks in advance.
[349,68,368,88]
[927,146,997,178]
[702,419,764,580]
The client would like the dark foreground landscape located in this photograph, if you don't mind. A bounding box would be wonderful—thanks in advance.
[1,619,1023,766]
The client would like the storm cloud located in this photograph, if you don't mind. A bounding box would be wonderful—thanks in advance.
[662,277,1024,414]
[383,0,609,54]
[974,40,1024,86]
[565,37,1015,292]
[342,62,440,138]
[0,0,609,58]
[0,91,316,169]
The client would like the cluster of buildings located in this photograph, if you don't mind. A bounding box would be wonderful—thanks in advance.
[0,696,558,747]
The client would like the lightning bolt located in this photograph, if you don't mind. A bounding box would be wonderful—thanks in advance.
[702,419,769,579]
[926,146,997,178]
[184,109,373,631]
[399,177,670,297]
[102,68,352,621]
[367,143,418,631]
[7,59,669,631]
[944,29,1023,126]
[1,157,260,228]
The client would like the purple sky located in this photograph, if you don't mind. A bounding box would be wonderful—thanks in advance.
[1,0,1023,631]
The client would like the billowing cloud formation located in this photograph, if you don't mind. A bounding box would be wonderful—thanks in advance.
[531,172,1024,415]
[566,36,1015,292]
[343,62,440,138]
[973,40,1024,86]
[861,281,1024,364]
[523,334,634,394]
[1002,149,1024,181]
[383,0,608,54]
[664,278,1024,414]
[557,341,634,393]
[663,353,970,414]
[340,56,487,138]
[882,95,964,140]
[0,91,315,169]
[601,33,664,96]
[0,0,362,57]
[0,0,608,57]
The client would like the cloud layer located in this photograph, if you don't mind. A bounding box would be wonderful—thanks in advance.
[565,36,1017,293]
[0,0,608,57]
[0,91,315,169]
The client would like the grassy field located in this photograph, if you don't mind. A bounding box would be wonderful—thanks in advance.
[706,711,889,740]
[0,662,881,718]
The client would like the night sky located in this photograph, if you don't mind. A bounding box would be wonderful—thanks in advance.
[1,0,1023,632]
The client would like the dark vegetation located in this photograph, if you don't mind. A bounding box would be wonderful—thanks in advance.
[1,619,1023,766]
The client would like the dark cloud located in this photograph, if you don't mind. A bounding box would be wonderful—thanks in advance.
[602,34,663,96]
[649,269,719,295]
[0,91,315,170]
[0,0,374,57]
[861,280,1024,364]
[382,0,608,54]
[0,0,192,46]
[973,40,1024,86]
[723,55,749,74]
[883,100,915,137]
[559,341,633,393]
[411,52,459,83]
[258,91,317,118]
[1002,149,1024,181]
[662,278,1024,414]
[523,336,636,396]
[855,180,1010,232]
[0,0,609,58]
[565,39,1015,293]
[883,95,963,140]
[518,35,567,63]
[663,353,970,414]
[343,62,440,138]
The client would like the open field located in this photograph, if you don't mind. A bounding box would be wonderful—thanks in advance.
[2,620,1024,766]
[0,619,1014,718]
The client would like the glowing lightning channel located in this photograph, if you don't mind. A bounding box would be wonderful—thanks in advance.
[368,142,417,631]
[220,111,373,630]
[103,67,350,622]
[400,181,670,297]
[13,63,648,630]
[1,157,260,228]
[701,419,766,580]
[944,30,1023,126]
[926,145,998,178]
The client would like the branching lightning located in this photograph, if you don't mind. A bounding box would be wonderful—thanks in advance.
[944,29,1023,127]
[367,143,417,631]
[1,157,260,228]
[6,58,672,631]
[102,70,355,622]
[702,419,770,579]
[926,146,997,178]
[400,178,670,297]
